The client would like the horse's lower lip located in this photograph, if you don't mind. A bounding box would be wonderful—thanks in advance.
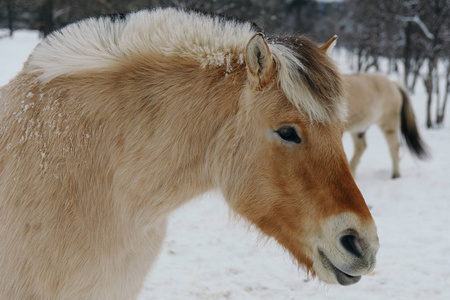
[319,251,361,286]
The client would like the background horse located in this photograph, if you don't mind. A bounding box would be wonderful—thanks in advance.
[0,8,378,299]
[344,73,429,178]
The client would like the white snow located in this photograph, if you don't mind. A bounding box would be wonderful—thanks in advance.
[1,31,449,300]
[0,30,40,85]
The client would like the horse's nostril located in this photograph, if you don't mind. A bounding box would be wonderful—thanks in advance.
[340,234,362,257]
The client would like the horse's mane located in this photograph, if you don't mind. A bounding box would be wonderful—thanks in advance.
[28,8,256,81]
[27,8,346,123]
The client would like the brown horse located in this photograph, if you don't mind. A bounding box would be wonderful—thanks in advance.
[344,73,428,178]
[0,9,378,299]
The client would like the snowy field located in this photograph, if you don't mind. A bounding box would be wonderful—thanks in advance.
[1,31,449,300]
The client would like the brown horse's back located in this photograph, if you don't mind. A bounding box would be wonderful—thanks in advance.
[344,73,402,133]
[343,73,428,178]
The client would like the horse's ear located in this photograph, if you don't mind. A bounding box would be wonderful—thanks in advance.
[245,33,275,89]
[319,35,338,56]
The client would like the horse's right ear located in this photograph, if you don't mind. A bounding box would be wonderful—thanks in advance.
[245,33,275,90]
[319,35,338,56]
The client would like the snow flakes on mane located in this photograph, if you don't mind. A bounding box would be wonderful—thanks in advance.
[27,8,256,83]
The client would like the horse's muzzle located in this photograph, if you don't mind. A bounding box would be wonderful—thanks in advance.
[313,214,379,285]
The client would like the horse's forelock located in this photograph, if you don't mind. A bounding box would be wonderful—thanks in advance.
[269,36,347,124]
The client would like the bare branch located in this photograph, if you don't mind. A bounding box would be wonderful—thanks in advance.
[95,0,116,14]
[400,15,434,40]
[54,7,71,19]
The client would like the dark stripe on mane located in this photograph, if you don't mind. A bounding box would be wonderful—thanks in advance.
[100,12,130,22]
[273,36,344,111]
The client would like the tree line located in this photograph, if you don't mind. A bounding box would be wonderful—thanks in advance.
[340,0,450,128]
[1,0,449,127]
[0,0,320,37]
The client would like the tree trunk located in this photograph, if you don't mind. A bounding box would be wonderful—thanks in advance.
[7,0,15,37]
[357,48,363,73]
[437,61,450,125]
[40,0,54,37]
[434,66,440,125]
[403,21,412,87]
[410,57,424,92]
[364,55,379,72]
[425,58,435,128]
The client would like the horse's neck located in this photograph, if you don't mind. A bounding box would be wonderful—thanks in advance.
[73,57,246,221]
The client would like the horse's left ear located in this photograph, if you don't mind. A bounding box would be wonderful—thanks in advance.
[319,35,338,56]
[245,33,275,89]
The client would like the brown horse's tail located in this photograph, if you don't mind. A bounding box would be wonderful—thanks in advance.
[396,82,430,159]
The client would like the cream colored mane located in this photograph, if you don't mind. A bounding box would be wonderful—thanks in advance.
[27,8,346,123]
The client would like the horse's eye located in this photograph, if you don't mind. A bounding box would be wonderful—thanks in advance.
[275,126,302,144]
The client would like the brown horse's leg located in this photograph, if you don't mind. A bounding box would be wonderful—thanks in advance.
[349,131,367,177]
[380,127,401,179]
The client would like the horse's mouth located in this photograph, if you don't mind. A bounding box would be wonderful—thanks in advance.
[319,251,361,286]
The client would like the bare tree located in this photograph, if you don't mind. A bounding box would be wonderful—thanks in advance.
[6,0,15,36]
[438,62,450,124]
[420,0,450,127]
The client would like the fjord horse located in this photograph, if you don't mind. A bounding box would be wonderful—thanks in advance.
[344,73,428,178]
[0,9,378,299]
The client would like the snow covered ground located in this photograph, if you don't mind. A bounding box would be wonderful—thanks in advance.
[1,31,449,300]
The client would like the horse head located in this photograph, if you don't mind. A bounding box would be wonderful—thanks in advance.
[217,34,379,285]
